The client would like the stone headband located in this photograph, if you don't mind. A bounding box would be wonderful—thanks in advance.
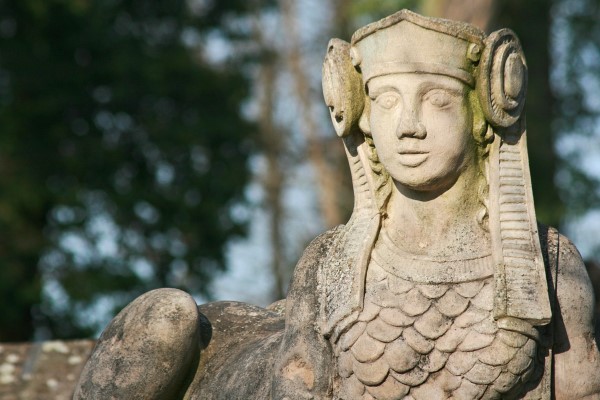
[350,9,484,87]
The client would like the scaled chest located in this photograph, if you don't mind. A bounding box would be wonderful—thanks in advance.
[333,255,542,400]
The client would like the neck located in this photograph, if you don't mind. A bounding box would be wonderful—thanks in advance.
[384,164,490,258]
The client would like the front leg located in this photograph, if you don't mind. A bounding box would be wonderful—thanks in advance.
[272,230,339,399]
[74,288,201,400]
[273,329,334,400]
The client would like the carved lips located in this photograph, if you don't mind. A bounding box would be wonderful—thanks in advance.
[396,149,429,167]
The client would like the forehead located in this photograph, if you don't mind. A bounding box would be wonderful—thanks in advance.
[367,73,467,94]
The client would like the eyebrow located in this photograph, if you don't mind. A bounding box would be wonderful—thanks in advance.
[418,80,464,97]
[368,79,466,99]
[367,85,399,98]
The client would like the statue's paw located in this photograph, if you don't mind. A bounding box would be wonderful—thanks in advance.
[74,288,200,400]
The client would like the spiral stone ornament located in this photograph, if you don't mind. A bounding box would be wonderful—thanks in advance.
[477,29,527,128]
[322,39,365,137]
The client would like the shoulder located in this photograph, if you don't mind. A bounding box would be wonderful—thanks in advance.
[288,225,345,290]
[282,225,346,321]
[538,223,589,285]
[538,223,595,339]
[539,225,600,398]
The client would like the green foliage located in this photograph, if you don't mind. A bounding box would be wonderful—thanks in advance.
[486,0,564,227]
[551,0,600,217]
[348,0,419,30]
[0,0,255,340]
[350,0,418,18]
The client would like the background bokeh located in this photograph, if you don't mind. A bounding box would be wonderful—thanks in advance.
[0,0,598,341]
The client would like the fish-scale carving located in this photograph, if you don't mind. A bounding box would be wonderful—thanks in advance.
[369,283,402,308]
[384,338,419,373]
[365,374,409,400]
[366,316,403,343]
[417,283,449,299]
[390,367,428,386]
[472,316,499,335]
[481,386,503,400]
[520,358,537,383]
[398,288,430,317]
[493,371,519,393]
[454,280,485,298]
[476,338,518,366]
[364,392,376,400]
[524,338,538,357]
[465,361,502,384]
[446,349,478,375]
[459,330,495,352]
[379,307,416,327]
[353,356,389,385]
[403,326,434,354]
[454,306,487,328]
[498,329,528,347]
[335,269,540,400]
[420,348,449,373]
[410,381,445,399]
[367,263,389,282]
[453,379,486,399]
[470,283,494,311]
[435,325,468,352]
[358,301,382,322]
[351,332,386,362]
[506,349,532,375]
[338,350,354,378]
[341,321,366,350]
[339,374,365,398]
[435,289,470,317]
[431,369,462,391]
[414,307,452,339]
[387,275,416,294]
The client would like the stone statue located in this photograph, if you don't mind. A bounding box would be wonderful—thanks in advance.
[74,9,600,400]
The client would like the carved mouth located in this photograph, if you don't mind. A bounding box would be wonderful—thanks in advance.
[396,151,429,167]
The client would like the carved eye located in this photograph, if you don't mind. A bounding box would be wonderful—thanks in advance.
[425,89,453,108]
[375,93,400,110]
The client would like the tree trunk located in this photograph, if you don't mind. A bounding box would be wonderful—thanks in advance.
[253,12,287,301]
[279,0,349,228]
[420,0,497,30]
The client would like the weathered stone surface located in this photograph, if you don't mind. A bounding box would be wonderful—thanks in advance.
[74,288,201,400]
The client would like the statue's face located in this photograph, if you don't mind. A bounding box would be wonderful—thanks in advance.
[367,73,476,192]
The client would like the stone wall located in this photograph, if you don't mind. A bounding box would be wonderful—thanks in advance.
[0,340,95,399]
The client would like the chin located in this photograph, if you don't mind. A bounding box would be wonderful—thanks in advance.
[393,171,457,194]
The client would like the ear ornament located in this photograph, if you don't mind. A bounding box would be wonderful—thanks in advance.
[477,29,527,128]
[322,39,364,137]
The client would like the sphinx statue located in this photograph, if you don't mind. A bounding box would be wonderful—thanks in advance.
[74,9,600,400]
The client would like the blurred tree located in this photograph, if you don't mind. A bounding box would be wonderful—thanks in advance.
[493,0,564,228]
[250,0,289,301]
[0,0,255,340]
[551,0,600,234]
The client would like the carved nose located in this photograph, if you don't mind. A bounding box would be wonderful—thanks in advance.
[396,109,426,139]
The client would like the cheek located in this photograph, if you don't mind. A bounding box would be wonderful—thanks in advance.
[421,107,447,134]
[369,110,397,147]
[424,118,473,173]
[443,118,473,163]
